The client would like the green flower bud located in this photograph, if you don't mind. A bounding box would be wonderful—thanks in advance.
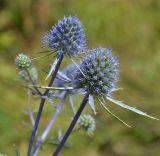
[15,53,32,69]
[78,114,96,135]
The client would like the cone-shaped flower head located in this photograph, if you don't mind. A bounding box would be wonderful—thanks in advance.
[43,16,86,56]
[78,114,96,135]
[15,54,32,69]
[75,48,119,96]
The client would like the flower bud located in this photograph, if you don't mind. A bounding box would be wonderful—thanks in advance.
[15,54,32,69]
[78,114,96,135]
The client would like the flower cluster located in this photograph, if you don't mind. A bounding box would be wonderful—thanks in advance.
[42,16,86,57]
[75,48,119,96]
[78,114,96,135]
[15,15,157,156]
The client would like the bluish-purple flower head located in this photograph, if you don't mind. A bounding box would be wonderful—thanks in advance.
[42,16,86,57]
[75,48,119,96]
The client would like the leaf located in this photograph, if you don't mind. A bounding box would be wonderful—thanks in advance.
[98,97,131,128]
[57,71,71,81]
[69,95,76,115]
[89,94,97,114]
[70,57,86,79]
[45,58,59,80]
[106,96,159,120]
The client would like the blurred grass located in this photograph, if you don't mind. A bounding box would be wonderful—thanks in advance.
[0,0,160,155]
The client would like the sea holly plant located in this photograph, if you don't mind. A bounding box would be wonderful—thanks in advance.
[15,15,158,156]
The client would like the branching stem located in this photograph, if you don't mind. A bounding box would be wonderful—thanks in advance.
[27,53,64,156]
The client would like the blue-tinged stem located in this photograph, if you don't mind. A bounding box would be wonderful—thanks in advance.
[32,92,67,156]
[27,53,64,156]
[52,92,89,156]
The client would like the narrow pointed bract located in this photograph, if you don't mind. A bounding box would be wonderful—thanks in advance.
[89,94,96,114]
[106,96,158,120]
[45,58,59,80]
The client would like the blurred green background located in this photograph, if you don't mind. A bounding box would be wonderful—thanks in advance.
[0,0,160,155]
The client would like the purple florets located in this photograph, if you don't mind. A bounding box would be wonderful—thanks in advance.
[75,48,119,96]
[42,16,86,57]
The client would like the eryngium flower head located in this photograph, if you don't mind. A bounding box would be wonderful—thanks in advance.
[19,65,38,83]
[78,114,96,135]
[75,48,119,96]
[15,54,32,69]
[42,16,86,56]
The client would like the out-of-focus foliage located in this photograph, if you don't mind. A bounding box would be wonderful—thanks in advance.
[0,0,160,156]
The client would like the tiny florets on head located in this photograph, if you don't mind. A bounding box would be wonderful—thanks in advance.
[15,54,32,69]
[78,114,96,135]
[75,48,119,96]
[42,16,86,57]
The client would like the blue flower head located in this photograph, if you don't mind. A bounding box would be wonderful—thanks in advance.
[75,48,119,96]
[42,16,86,57]
[75,48,157,126]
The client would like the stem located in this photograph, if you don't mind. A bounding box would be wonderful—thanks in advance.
[27,53,64,156]
[32,92,67,156]
[27,91,35,126]
[25,69,42,96]
[52,92,89,156]
[13,144,20,156]
[27,85,74,91]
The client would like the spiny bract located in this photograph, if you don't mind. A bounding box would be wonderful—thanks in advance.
[78,114,96,135]
[75,48,119,96]
[42,16,86,57]
[54,64,76,88]
[15,54,32,69]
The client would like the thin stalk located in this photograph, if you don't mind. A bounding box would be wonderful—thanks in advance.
[32,92,67,156]
[52,92,89,156]
[27,85,74,91]
[25,69,42,96]
[27,91,35,126]
[27,53,64,156]
[13,144,20,156]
